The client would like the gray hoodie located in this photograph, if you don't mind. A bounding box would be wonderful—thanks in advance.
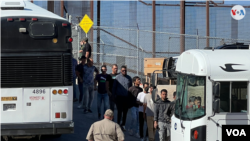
[154,98,173,123]
[112,73,132,97]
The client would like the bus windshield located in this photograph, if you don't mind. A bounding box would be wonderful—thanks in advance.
[175,73,206,120]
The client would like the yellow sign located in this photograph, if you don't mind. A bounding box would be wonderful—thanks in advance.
[79,14,94,34]
[1,97,17,101]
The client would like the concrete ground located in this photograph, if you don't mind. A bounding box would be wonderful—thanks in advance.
[38,91,160,141]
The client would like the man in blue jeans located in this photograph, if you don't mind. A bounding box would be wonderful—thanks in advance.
[95,65,109,119]
[128,76,143,138]
[82,58,98,114]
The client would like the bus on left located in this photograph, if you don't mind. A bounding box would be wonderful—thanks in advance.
[1,0,74,140]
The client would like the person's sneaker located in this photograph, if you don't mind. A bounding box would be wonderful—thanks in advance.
[122,125,126,131]
[120,125,126,131]
[88,109,92,113]
[128,129,133,136]
[134,133,140,139]
[77,105,83,109]
[83,109,89,114]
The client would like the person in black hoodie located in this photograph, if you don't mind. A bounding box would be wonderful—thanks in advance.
[154,89,172,141]
[128,76,143,138]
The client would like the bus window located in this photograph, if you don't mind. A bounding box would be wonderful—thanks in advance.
[175,74,205,120]
[231,82,248,113]
[219,82,248,113]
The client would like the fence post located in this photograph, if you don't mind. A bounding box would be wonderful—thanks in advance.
[137,29,139,76]
[168,37,171,57]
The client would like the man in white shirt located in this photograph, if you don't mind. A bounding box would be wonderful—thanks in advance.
[143,85,155,141]
[137,82,149,141]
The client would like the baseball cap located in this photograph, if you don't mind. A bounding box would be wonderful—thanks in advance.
[104,109,114,117]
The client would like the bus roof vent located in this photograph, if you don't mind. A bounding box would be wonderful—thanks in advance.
[0,1,25,10]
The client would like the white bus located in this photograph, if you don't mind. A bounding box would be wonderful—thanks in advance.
[1,0,74,140]
[152,49,250,141]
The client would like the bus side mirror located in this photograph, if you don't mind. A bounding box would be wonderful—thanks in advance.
[151,73,158,87]
[151,87,158,103]
[213,82,220,97]
[213,99,220,113]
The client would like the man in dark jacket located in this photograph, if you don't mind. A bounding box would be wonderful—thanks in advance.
[127,76,143,138]
[79,37,91,59]
[112,65,132,131]
[154,89,172,141]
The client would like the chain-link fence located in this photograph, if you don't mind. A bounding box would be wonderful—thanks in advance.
[71,25,250,81]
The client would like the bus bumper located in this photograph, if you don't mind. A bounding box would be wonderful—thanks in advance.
[1,121,74,135]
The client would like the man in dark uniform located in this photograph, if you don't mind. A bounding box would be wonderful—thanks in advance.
[79,37,91,59]
[106,64,119,112]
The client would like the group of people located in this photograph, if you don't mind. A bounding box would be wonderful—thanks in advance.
[72,37,177,141]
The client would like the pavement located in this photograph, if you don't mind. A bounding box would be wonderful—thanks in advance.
[38,88,160,141]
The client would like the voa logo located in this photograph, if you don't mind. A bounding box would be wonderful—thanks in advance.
[231,5,246,20]
[226,129,246,136]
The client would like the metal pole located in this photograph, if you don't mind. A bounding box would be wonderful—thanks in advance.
[60,0,64,17]
[196,36,199,49]
[69,15,72,23]
[168,37,170,57]
[97,0,101,69]
[152,1,156,58]
[206,0,210,47]
[78,27,80,58]
[137,29,139,76]
[47,0,54,13]
[196,29,199,49]
[180,0,185,53]
[90,1,94,60]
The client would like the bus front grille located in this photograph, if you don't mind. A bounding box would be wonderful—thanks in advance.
[1,55,72,87]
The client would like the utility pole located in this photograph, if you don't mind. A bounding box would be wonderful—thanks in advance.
[180,1,185,53]
[60,0,64,17]
[47,0,54,13]
[152,1,156,58]
[206,0,210,47]
[97,0,101,69]
[90,1,94,59]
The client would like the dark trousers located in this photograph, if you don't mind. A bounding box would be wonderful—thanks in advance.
[139,112,148,138]
[78,82,83,103]
[109,96,116,121]
[116,96,129,126]
[109,96,115,112]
